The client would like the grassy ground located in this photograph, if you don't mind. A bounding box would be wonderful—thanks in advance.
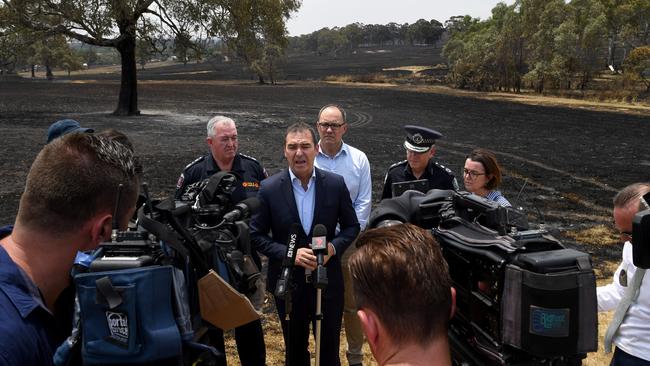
[223,310,377,365]
[324,64,650,115]
[221,311,617,365]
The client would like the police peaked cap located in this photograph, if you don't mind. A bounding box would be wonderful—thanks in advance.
[403,125,443,153]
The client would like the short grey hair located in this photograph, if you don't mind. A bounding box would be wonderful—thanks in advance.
[207,116,236,137]
[613,182,650,211]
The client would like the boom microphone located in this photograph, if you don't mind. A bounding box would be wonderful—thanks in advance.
[223,197,261,222]
[312,224,328,288]
[275,223,302,298]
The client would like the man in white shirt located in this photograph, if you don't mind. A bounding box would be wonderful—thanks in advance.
[598,182,650,365]
[314,104,371,366]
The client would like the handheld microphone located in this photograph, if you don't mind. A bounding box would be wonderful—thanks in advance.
[223,197,261,222]
[311,224,328,288]
[275,223,302,298]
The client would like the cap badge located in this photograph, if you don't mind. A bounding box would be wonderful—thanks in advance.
[412,133,424,144]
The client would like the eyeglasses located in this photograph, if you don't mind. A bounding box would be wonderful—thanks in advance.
[463,168,486,179]
[317,122,345,130]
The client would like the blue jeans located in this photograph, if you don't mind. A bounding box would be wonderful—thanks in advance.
[610,348,650,366]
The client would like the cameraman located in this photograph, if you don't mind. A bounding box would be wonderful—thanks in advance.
[349,223,455,366]
[598,182,650,365]
[0,133,141,365]
[175,115,267,366]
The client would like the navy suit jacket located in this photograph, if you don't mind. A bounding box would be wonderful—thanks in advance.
[250,167,360,294]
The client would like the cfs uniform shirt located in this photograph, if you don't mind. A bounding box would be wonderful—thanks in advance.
[176,153,267,203]
[381,159,458,200]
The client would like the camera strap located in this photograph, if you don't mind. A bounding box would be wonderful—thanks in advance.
[604,268,647,353]
[95,276,123,309]
[137,204,210,276]
[138,211,190,259]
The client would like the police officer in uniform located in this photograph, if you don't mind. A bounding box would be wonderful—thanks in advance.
[381,125,458,200]
[176,117,266,202]
[175,115,267,366]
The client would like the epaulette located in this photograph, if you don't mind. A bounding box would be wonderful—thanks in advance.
[388,160,408,171]
[183,155,204,170]
[434,161,455,176]
[239,153,261,164]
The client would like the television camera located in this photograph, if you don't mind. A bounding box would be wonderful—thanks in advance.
[370,189,598,366]
[631,192,650,269]
[61,172,261,366]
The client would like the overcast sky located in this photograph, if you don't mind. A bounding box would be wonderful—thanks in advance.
[286,0,515,36]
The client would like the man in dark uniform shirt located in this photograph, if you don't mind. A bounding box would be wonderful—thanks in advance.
[381,125,458,200]
[176,116,267,202]
[175,115,267,366]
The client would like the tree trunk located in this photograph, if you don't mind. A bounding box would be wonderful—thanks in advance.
[607,33,617,69]
[258,75,265,84]
[114,32,139,116]
[31,65,35,78]
[45,63,53,80]
[269,60,275,85]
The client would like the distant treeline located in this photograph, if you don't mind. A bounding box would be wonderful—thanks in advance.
[443,0,650,93]
[288,19,447,56]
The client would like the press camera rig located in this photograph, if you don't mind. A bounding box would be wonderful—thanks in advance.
[70,172,260,366]
[370,189,598,366]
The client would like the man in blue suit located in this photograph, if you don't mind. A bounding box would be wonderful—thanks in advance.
[251,122,360,366]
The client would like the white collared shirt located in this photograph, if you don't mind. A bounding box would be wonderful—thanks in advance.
[598,242,650,360]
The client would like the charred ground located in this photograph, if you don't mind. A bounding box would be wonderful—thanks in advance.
[1,46,648,278]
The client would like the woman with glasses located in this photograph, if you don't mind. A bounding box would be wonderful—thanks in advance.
[463,148,511,207]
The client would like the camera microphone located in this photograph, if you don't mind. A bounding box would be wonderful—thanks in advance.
[275,223,302,298]
[223,197,261,222]
[311,224,328,288]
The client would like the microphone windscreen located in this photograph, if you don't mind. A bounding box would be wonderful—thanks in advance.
[313,224,327,238]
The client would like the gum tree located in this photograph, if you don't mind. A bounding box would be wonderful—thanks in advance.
[1,0,300,115]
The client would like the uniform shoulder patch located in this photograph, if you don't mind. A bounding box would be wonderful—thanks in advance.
[184,155,204,170]
[239,153,260,163]
[388,160,407,171]
[435,161,455,176]
[239,153,265,177]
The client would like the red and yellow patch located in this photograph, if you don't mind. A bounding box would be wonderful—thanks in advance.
[242,181,259,189]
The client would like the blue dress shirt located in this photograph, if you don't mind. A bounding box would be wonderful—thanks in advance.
[288,168,316,235]
[315,142,372,230]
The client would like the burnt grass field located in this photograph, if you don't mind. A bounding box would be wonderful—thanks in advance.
[0,46,649,364]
